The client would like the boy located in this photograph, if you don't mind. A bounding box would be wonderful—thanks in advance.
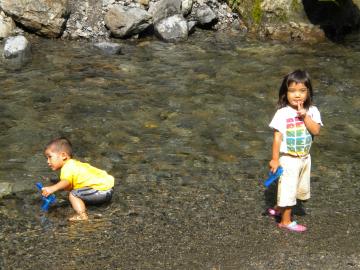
[42,137,114,221]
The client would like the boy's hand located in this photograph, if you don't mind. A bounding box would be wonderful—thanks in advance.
[269,159,280,173]
[297,101,307,118]
[41,187,54,197]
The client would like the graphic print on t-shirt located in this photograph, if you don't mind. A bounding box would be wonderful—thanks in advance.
[285,116,312,156]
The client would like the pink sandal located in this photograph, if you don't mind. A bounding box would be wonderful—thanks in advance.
[267,208,281,217]
[278,221,307,232]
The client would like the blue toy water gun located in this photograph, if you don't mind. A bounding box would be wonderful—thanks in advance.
[36,182,56,211]
[263,167,283,187]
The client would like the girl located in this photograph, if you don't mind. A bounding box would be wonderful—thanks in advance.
[268,70,323,232]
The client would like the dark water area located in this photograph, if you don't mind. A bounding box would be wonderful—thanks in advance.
[0,31,360,269]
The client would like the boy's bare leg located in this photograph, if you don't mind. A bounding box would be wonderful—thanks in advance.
[69,193,88,221]
[280,207,292,225]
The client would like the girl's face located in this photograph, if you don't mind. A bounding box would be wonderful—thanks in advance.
[287,82,308,109]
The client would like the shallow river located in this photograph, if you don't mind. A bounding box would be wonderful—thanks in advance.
[0,31,360,269]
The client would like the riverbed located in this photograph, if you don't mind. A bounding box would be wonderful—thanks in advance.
[0,31,360,269]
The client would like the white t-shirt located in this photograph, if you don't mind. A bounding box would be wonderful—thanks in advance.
[269,105,323,156]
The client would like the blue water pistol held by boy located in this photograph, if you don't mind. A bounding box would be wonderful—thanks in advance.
[263,167,283,188]
[36,182,56,211]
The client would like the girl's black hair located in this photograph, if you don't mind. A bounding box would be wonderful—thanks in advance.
[277,69,313,109]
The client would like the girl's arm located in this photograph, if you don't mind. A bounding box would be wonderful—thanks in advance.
[297,102,321,136]
[42,180,71,197]
[303,114,321,136]
[269,130,282,173]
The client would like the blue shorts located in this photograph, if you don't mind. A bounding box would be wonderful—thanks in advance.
[71,187,113,205]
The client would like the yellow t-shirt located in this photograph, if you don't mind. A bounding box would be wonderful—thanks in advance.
[60,159,114,191]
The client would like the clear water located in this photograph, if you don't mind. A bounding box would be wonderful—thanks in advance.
[0,31,360,269]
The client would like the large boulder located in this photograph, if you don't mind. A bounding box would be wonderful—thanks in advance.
[148,0,182,23]
[0,0,70,38]
[0,11,15,39]
[232,0,360,42]
[154,14,188,42]
[105,6,152,38]
[2,35,31,69]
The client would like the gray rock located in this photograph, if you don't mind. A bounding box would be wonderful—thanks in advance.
[154,14,188,42]
[0,182,12,198]
[105,6,152,38]
[2,35,31,70]
[196,5,217,26]
[148,0,182,23]
[187,20,197,33]
[0,11,15,39]
[94,41,121,55]
[0,0,70,38]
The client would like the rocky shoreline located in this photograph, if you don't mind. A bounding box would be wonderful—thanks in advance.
[1,0,360,44]
[1,0,360,70]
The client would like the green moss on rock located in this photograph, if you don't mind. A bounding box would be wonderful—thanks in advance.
[252,0,262,24]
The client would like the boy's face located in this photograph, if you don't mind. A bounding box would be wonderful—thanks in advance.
[44,145,68,171]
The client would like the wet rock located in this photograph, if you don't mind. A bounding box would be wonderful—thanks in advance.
[105,6,152,38]
[154,14,188,42]
[148,0,182,23]
[195,5,218,26]
[0,0,70,38]
[0,11,15,39]
[94,42,122,55]
[2,35,31,69]
[0,182,12,198]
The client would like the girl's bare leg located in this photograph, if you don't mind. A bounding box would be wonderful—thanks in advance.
[69,193,88,221]
[280,207,292,225]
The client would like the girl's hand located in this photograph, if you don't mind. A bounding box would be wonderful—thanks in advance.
[269,159,280,173]
[41,186,55,197]
[297,101,307,118]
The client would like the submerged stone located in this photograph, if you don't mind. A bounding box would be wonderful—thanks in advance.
[94,42,122,55]
[0,182,12,198]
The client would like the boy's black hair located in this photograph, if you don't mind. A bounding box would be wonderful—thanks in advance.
[46,137,73,158]
[277,69,313,109]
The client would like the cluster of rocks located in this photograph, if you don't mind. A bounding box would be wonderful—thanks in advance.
[0,0,240,42]
[1,0,360,44]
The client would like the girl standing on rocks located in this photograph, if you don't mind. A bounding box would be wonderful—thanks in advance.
[268,70,323,232]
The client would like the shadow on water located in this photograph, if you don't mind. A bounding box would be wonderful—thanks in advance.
[302,0,360,41]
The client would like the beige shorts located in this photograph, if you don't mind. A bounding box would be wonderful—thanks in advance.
[277,155,311,207]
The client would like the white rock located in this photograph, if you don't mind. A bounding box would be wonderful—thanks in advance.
[154,14,188,42]
[3,35,31,60]
[181,0,193,16]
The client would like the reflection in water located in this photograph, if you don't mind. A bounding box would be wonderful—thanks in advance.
[0,31,360,268]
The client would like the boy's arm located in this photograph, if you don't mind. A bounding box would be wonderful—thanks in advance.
[269,130,282,173]
[42,180,71,197]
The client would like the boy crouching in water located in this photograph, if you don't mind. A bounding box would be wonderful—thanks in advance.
[42,137,114,221]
